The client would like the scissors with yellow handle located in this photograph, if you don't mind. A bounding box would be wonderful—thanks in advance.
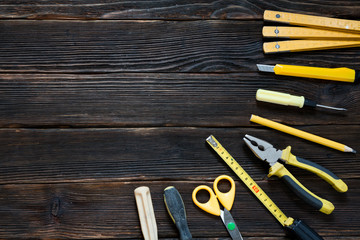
[192,175,243,240]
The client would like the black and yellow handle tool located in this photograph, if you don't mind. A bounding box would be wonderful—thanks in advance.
[164,186,192,240]
[257,64,359,83]
[206,135,324,240]
[256,89,347,111]
[244,134,348,214]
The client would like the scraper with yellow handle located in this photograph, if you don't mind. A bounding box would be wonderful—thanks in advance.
[256,89,347,111]
[257,64,359,83]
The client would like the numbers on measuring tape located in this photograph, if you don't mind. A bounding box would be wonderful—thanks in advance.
[206,135,291,226]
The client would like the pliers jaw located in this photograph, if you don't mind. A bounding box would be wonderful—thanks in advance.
[243,134,282,166]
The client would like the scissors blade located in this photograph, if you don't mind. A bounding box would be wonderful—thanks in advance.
[220,209,243,240]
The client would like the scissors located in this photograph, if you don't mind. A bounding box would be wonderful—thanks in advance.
[192,175,243,240]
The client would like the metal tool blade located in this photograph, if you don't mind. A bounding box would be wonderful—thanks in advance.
[316,104,347,111]
[257,64,275,72]
[220,209,243,240]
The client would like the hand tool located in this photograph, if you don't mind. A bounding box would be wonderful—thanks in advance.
[263,26,360,40]
[164,186,192,240]
[244,134,348,214]
[257,63,359,83]
[263,40,360,53]
[262,10,360,53]
[250,114,356,153]
[134,186,158,240]
[264,10,360,33]
[206,135,324,240]
[192,175,243,240]
[256,89,347,111]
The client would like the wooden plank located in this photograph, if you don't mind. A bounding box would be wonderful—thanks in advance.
[0,73,359,127]
[0,1,359,20]
[0,127,358,184]
[0,180,358,239]
[0,20,360,73]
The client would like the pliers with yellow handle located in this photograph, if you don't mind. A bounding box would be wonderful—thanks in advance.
[243,134,348,215]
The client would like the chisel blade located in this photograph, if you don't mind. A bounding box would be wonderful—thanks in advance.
[257,64,275,73]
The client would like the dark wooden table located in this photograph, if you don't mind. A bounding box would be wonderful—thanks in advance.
[1,1,359,239]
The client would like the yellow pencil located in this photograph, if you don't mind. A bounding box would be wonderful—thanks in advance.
[250,115,356,153]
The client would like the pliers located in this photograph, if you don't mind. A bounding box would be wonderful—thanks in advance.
[243,134,348,215]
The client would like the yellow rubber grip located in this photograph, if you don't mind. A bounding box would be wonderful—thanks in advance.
[256,89,304,108]
[274,64,356,82]
[268,162,335,215]
[281,146,348,193]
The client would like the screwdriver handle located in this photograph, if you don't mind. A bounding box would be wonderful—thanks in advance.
[256,89,305,108]
[134,186,158,240]
[268,162,334,214]
[164,186,192,240]
[274,64,356,83]
[281,146,348,192]
[286,219,324,240]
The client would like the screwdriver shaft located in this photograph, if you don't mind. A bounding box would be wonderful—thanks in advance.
[316,104,347,111]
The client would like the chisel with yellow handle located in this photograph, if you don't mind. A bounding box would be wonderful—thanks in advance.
[257,64,359,83]
[256,89,347,111]
[263,26,360,40]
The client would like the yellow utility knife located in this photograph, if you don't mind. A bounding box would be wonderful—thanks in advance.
[256,89,347,111]
[244,134,348,214]
[257,64,359,83]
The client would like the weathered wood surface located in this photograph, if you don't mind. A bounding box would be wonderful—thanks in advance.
[0,179,359,239]
[0,128,359,238]
[1,127,358,184]
[0,0,360,20]
[0,1,359,239]
[1,21,360,73]
[0,73,358,127]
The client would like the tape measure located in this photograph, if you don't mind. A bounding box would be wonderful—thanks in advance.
[263,26,360,40]
[262,10,360,53]
[264,10,360,33]
[206,135,292,227]
[263,40,360,53]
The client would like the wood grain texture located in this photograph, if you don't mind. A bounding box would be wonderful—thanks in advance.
[1,1,360,239]
[1,127,358,184]
[0,0,359,20]
[1,20,360,74]
[0,180,358,239]
[0,73,359,127]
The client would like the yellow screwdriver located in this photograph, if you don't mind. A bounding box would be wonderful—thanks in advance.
[257,64,359,83]
[256,89,347,111]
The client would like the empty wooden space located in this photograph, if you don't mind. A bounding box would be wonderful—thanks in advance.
[0,1,359,239]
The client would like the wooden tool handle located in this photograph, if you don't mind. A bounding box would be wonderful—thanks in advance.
[134,186,158,240]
